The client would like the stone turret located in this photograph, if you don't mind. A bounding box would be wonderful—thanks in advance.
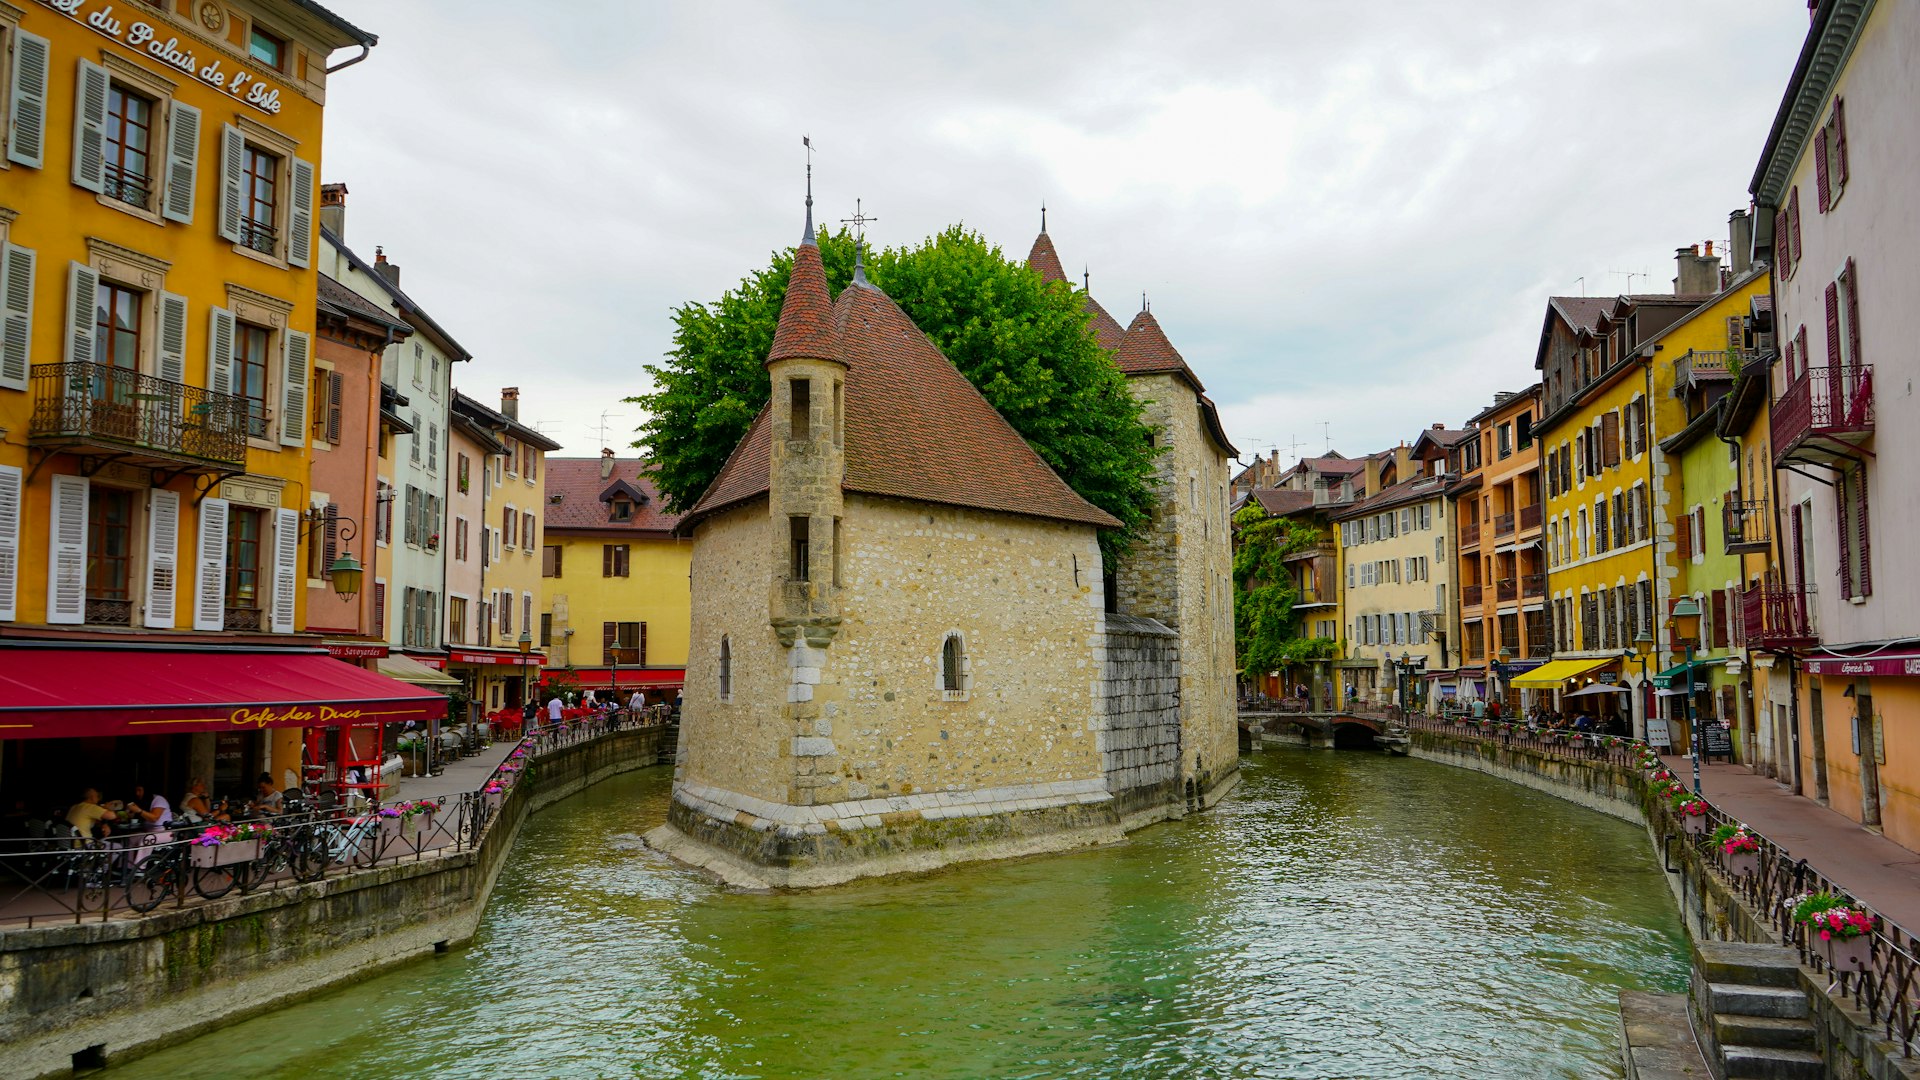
[765,203,845,650]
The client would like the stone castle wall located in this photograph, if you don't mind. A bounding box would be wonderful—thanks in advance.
[1100,614,1184,819]
[681,503,791,805]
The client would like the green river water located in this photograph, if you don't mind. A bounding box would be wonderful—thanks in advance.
[110,751,1688,1079]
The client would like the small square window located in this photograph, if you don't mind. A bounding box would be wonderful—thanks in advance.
[249,26,286,71]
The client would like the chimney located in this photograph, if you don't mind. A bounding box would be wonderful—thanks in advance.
[1312,475,1330,506]
[1728,209,1753,275]
[320,183,347,241]
[600,447,616,479]
[374,246,400,289]
[1394,444,1413,481]
[1673,244,1720,296]
[1363,456,1383,498]
[500,386,520,421]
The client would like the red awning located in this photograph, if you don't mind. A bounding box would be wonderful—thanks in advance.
[446,647,547,667]
[570,667,684,690]
[0,646,448,740]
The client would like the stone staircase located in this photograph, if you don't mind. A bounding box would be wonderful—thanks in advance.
[1693,942,1823,1080]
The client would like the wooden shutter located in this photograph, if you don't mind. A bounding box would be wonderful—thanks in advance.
[1854,467,1872,598]
[144,488,179,628]
[5,30,50,168]
[602,544,613,577]
[160,100,200,223]
[279,330,310,446]
[193,498,228,631]
[157,292,187,384]
[217,124,245,243]
[1833,98,1849,186]
[47,474,87,625]
[1711,590,1729,648]
[1814,126,1831,213]
[602,621,616,664]
[0,465,19,621]
[1788,187,1802,271]
[1601,412,1620,466]
[1774,208,1792,280]
[373,581,385,637]
[326,370,343,442]
[207,307,236,395]
[1794,326,1808,382]
[322,502,339,575]
[1843,257,1862,372]
[0,243,34,390]
[70,60,109,193]
[1676,513,1693,560]
[271,507,299,633]
[287,157,315,267]
[65,261,99,365]
[1836,472,1853,599]
[1825,282,1842,379]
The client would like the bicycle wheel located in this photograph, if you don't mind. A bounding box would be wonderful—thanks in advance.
[193,862,238,899]
[125,859,177,913]
[347,827,385,868]
[288,833,331,883]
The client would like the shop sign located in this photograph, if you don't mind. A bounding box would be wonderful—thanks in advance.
[447,648,547,667]
[1645,717,1672,752]
[1804,654,1920,677]
[326,643,388,660]
[43,0,288,114]
[1596,672,1619,684]
[228,704,366,729]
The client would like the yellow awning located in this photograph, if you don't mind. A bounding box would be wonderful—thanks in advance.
[376,655,462,688]
[1510,657,1613,689]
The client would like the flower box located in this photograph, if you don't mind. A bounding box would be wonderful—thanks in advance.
[1826,934,1871,974]
[1684,814,1709,835]
[1726,851,1759,877]
[483,790,503,811]
[190,838,261,867]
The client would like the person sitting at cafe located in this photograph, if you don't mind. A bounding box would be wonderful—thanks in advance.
[127,784,172,829]
[249,773,285,816]
[177,777,220,823]
[65,788,119,838]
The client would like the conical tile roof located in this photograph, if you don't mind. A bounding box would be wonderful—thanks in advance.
[767,236,837,364]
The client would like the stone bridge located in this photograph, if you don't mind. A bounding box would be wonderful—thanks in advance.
[1239,709,1400,750]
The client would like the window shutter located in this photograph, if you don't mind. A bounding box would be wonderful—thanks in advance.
[1855,468,1872,598]
[217,124,245,243]
[1833,98,1849,186]
[65,261,100,365]
[279,329,310,447]
[1773,208,1792,279]
[287,157,315,267]
[1788,187,1802,271]
[1676,513,1693,560]
[1794,326,1808,382]
[602,544,612,577]
[1824,282,1842,376]
[271,507,299,633]
[70,60,109,193]
[0,243,35,391]
[160,99,201,223]
[1814,126,1831,213]
[5,30,50,168]
[46,474,87,625]
[142,488,179,628]
[157,292,188,384]
[1711,590,1729,649]
[1601,412,1620,466]
[194,498,228,631]
[1835,473,1853,599]
[373,581,385,637]
[207,307,235,396]
[326,370,343,443]
[0,465,19,621]
[1843,258,1862,372]
[322,502,339,575]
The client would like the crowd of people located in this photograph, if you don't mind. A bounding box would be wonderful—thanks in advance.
[9,772,296,843]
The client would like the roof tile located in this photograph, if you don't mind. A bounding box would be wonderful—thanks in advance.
[768,239,837,364]
[543,457,685,534]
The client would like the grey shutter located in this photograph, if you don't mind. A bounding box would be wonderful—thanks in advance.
[193,498,228,630]
[46,473,87,625]
[0,464,19,621]
[5,30,50,168]
[217,124,245,243]
[286,157,314,267]
[65,261,100,366]
[160,99,201,224]
[270,507,299,633]
[278,329,309,446]
[156,291,187,384]
[71,59,109,193]
[144,488,179,628]
[0,243,35,390]
[207,306,235,395]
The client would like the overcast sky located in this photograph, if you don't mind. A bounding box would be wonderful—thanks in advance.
[316,1,1810,470]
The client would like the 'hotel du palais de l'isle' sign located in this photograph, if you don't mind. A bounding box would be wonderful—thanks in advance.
[43,0,288,114]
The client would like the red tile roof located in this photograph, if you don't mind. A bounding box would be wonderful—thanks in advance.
[1027,230,1126,353]
[1084,294,1127,353]
[1251,488,1313,516]
[768,237,838,364]
[1027,230,1067,285]
[1116,309,1204,389]
[682,270,1120,533]
[1548,296,1616,335]
[544,457,685,535]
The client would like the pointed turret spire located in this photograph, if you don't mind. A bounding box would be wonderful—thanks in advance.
[841,197,878,290]
[1041,202,1047,234]
[802,135,815,244]
[769,192,837,365]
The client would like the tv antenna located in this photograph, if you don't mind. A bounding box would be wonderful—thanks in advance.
[1607,268,1649,294]
[1320,422,1332,451]
[592,410,627,450]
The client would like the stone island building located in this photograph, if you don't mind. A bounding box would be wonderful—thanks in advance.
[650,201,1234,887]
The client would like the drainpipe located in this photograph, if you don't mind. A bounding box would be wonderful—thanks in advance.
[325,44,372,75]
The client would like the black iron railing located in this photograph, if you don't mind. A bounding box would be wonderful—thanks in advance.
[29,362,249,466]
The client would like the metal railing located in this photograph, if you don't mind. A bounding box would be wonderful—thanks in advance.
[1674,349,1744,390]
[1741,582,1817,650]
[102,165,150,208]
[1411,712,1646,766]
[1724,497,1771,555]
[1495,578,1516,603]
[241,217,278,256]
[29,362,250,466]
[1520,572,1546,598]
[1773,365,1874,463]
[1459,522,1480,548]
[1494,512,1515,538]
[1461,583,1482,608]
[1518,504,1543,531]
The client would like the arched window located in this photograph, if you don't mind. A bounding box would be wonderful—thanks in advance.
[718,635,732,701]
[939,633,968,700]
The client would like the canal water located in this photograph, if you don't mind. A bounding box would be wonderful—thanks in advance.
[111,751,1688,1079]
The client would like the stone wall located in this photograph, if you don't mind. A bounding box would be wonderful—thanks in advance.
[0,728,668,1080]
[1100,614,1183,819]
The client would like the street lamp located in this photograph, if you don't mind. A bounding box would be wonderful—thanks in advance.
[1496,647,1513,714]
[1624,630,1654,742]
[1668,598,1703,794]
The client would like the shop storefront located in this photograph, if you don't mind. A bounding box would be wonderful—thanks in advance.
[1511,657,1631,733]
[446,647,548,728]
[564,665,685,709]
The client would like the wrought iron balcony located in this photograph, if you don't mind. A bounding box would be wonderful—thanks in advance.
[29,362,249,469]
[1520,572,1546,598]
[1723,496,1771,555]
[1742,582,1817,651]
[1460,583,1482,608]
[1495,578,1517,603]
[241,217,278,257]
[1494,513,1515,538]
[1772,366,1873,468]
[1518,504,1542,532]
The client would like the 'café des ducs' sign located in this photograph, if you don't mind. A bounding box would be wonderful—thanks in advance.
[44,0,287,114]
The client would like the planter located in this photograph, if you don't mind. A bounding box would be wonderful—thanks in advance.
[483,791,503,811]
[1726,850,1760,878]
[1683,815,1708,835]
[190,838,261,867]
[1825,934,1871,974]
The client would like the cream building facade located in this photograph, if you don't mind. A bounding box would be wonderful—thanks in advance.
[1334,448,1455,710]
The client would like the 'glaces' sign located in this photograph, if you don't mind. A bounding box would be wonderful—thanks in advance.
[43,0,286,114]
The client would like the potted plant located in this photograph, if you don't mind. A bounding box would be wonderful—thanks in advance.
[1789,891,1875,973]
[1713,823,1761,877]
[426,532,440,551]
[378,799,436,840]
[482,781,505,811]
[190,822,271,867]
[1673,795,1710,834]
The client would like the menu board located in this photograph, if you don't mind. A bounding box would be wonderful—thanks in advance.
[1702,723,1734,757]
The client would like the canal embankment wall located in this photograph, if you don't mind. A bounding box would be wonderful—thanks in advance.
[0,726,669,1080]
[1406,727,1920,1080]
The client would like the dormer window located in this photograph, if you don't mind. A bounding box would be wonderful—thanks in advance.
[610,498,633,522]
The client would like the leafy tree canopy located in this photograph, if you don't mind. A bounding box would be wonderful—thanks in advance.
[1233,505,1339,676]
[630,226,1159,561]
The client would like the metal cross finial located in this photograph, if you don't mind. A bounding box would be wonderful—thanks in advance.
[840,198,877,243]
[1141,291,1150,314]
[1041,201,1047,233]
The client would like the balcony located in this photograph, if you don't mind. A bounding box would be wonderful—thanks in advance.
[1293,587,1336,610]
[1723,496,1771,555]
[1493,513,1515,538]
[1673,349,1743,393]
[1772,365,1873,468]
[1742,583,1817,651]
[29,362,249,470]
[1495,578,1517,603]
[1459,521,1480,549]
[1283,541,1335,564]
[1460,583,1482,608]
[1525,621,1552,657]
[1520,572,1546,598]
[1518,504,1542,532]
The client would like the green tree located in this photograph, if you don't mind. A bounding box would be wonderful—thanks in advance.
[1232,505,1338,678]
[631,227,1159,560]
